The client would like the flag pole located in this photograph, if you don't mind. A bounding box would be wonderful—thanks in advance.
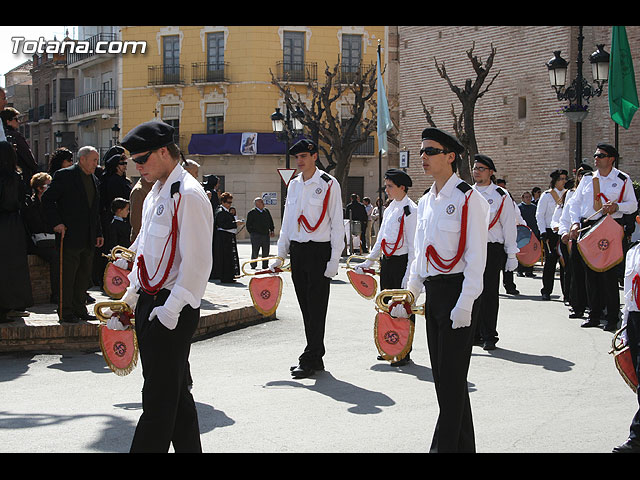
[377,40,383,232]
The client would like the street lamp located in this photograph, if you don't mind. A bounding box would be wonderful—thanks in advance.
[271,105,305,218]
[546,26,610,169]
[111,123,120,145]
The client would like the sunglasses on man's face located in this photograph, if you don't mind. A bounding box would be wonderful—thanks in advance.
[420,147,450,157]
[130,149,156,165]
[593,153,610,159]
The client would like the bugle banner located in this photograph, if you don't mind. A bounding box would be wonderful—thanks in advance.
[515,224,542,267]
[240,256,290,317]
[610,326,638,394]
[94,301,138,376]
[344,255,380,300]
[374,289,424,363]
[102,246,136,299]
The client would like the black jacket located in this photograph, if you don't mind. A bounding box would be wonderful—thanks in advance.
[41,164,103,249]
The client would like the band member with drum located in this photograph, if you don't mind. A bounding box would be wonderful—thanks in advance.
[108,120,213,452]
[569,143,637,331]
[270,139,345,379]
[402,127,489,453]
[472,154,518,351]
[356,168,417,366]
[536,169,568,301]
[613,239,640,452]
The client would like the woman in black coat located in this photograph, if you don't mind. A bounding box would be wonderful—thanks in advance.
[212,192,240,284]
[0,141,33,322]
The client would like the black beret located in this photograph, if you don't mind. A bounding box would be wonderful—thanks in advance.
[102,145,125,164]
[550,169,568,179]
[596,143,619,158]
[384,168,412,188]
[577,162,593,172]
[121,120,176,155]
[474,154,497,172]
[289,138,318,155]
[421,128,464,154]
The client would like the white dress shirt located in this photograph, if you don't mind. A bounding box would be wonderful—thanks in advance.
[536,187,566,234]
[408,173,489,312]
[569,168,637,225]
[473,183,518,255]
[125,163,213,318]
[277,167,345,265]
[367,194,417,286]
[555,190,576,236]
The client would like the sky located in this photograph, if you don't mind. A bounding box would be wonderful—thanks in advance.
[0,26,76,87]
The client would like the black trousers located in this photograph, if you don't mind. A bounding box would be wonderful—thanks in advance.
[584,264,620,325]
[380,254,415,356]
[130,288,201,453]
[626,311,640,441]
[290,241,331,369]
[569,239,589,315]
[542,232,564,296]
[559,240,571,302]
[424,273,478,453]
[477,242,505,345]
[250,233,271,269]
[59,243,93,317]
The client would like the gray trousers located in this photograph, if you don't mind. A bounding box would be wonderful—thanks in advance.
[250,233,271,269]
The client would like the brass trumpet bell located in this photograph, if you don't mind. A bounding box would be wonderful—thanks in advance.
[375,289,424,316]
[240,256,291,277]
[102,245,136,262]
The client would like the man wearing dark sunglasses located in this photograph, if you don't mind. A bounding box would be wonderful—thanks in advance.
[402,127,489,452]
[568,143,637,332]
[106,120,213,453]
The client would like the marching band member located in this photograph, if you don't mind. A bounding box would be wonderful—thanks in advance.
[613,238,640,452]
[568,143,637,331]
[472,154,518,351]
[536,169,568,301]
[356,168,417,366]
[402,127,489,452]
[270,139,345,379]
[109,120,213,453]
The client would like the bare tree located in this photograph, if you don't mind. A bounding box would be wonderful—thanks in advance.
[270,58,382,202]
[420,42,500,183]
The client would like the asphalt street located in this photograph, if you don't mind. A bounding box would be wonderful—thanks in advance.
[0,242,637,453]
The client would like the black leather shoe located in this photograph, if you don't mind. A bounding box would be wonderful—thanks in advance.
[75,312,96,321]
[613,438,640,453]
[290,366,315,378]
[541,293,551,300]
[483,341,497,351]
[580,319,600,328]
[569,311,585,319]
[391,356,410,367]
[506,289,520,295]
[603,323,618,332]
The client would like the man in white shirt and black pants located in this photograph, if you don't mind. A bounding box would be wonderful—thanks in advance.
[472,155,519,351]
[109,121,213,453]
[568,143,637,331]
[271,139,345,379]
[403,128,489,453]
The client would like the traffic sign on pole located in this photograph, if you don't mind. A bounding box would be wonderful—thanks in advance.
[278,168,297,186]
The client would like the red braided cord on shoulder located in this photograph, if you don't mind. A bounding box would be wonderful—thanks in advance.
[488,195,506,230]
[425,191,472,273]
[298,181,333,233]
[137,194,182,295]
[381,213,405,257]
[633,274,640,311]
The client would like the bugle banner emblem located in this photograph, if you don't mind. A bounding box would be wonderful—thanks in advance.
[344,255,380,300]
[374,289,424,363]
[241,256,290,317]
[102,246,136,299]
[94,301,138,376]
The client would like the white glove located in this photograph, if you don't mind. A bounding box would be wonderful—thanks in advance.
[354,259,373,275]
[149,304,180,330]
[406,278,423,304]
[121,287,140,312]
[268,257,283,272]
[450,305,472,329]
[505,255,518,272]
[390,303,410,318]
[113,258,129,269]
[324,258,340,278]
[106,315,127,331]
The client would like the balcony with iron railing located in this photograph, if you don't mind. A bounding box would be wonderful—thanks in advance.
[67,89,116,119]
[274,61,317,83]
[148,64,185,86]
[28,103,53,122]
[192,62,229,83]
[66,33,118,65]
[338,62,375,84]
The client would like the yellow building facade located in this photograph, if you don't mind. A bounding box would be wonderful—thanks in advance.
[118,26,392,233]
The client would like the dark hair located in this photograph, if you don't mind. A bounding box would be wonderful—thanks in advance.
[111,197,130,214]
[220,192,233,204]
[48,147,74,174]
[0,107,19,128]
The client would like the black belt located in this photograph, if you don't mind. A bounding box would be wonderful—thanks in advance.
[425,272,464,283]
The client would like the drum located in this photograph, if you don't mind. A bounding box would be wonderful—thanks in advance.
[610,326,638,394]
[516,225,542,267]
[578,215,624,272]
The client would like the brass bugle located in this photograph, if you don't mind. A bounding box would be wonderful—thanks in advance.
[375,289,425,316]
[609,325,627,355]
[102,245,136,262]
[344,254,380,273]
[94,301,133,323]
[240,256,291,276]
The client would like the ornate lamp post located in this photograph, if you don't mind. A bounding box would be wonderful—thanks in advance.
[271,105,304,218]
[546,26,610,169]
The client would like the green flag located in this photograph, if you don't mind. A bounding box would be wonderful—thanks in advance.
[609,26,639,129]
